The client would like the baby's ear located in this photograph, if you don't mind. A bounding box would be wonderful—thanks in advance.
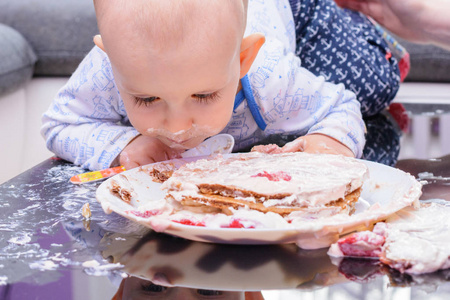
[93,34,106,52]
[239,33,265,78]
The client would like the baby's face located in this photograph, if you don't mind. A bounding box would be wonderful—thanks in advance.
[115,40,240,150]
[96,1,245,150]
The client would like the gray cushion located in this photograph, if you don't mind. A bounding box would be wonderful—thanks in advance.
[397,37,450,83]
[0,0,98,77]
[0,24,37,96]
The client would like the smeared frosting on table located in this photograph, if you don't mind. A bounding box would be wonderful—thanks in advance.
[381,203,450,274]
[328,202,450,274]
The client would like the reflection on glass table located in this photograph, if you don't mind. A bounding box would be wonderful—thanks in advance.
[398,102,450,160]
[396,154,450,201]
[113,276,258,300]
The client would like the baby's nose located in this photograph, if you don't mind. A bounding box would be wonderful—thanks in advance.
[165,110,193,133]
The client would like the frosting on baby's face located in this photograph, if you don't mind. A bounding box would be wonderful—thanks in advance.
[145,125,221,150]
[94,0,247,150]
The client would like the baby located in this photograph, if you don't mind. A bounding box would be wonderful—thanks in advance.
[41,0,390,171]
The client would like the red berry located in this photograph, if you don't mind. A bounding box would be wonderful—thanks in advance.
[173,219,205,227]
[251,170,291,181]
[128,210,161,218]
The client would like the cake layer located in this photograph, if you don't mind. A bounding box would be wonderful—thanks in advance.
[169,187,361,216]
[162,152,369,209]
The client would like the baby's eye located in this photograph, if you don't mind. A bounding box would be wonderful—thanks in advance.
[192,92,220,104]
[196,289,223,296]
[135,96,160,106]
[141,283,168,293]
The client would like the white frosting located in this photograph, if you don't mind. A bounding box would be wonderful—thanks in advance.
[168,207,290,229]
[329,203,450,274]
[381,204,450,274]
[162,152,369,207]
[328,243,344,257]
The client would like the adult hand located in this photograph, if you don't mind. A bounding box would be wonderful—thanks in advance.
[334,0,428,43]
[118,135,182,170]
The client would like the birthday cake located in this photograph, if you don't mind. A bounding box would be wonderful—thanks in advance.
[159,152,369,216]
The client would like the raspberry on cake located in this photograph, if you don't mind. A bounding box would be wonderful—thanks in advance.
[160,152,369,217]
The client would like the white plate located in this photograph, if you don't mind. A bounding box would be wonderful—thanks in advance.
[96,156,422,249]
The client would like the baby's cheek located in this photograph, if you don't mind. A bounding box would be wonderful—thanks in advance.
[200,101,234,129]
[130,114,161,135]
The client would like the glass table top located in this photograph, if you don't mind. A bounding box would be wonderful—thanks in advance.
[3,97,450,300]
[1,153,449,300]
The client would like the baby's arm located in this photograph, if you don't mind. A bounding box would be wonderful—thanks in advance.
[249,49,365,158]
[242,0,366,158]
[41,47,140,170]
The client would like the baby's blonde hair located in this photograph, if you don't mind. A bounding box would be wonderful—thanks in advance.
[94,0,247,52]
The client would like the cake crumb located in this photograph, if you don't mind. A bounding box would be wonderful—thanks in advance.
[82,203,92,219]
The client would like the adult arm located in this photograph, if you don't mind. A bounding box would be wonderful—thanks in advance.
[335,0,450,50]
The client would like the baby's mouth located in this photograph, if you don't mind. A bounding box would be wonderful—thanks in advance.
[166,137,191,147]
[160,136,202,150]
[146,125,218,149]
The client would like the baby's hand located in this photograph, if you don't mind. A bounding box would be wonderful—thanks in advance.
[119,135,183,169]
[281,134,355,157]
[251,144,283,154]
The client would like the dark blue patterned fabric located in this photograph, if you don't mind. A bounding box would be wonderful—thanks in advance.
[288,0,401,117]
[362,113,401,166]
[288,0,402,165]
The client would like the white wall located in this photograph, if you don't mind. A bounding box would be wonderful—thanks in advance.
[0,78,68,184]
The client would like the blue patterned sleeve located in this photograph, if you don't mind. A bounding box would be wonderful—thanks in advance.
[41,47,140,170]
